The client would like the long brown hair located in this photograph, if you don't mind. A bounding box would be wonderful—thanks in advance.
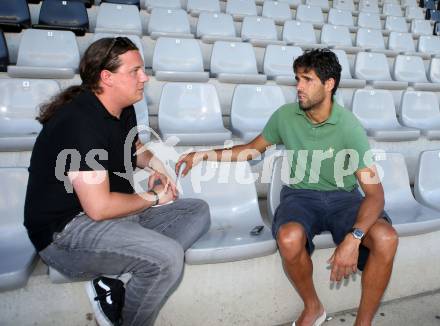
[37,37,138,124]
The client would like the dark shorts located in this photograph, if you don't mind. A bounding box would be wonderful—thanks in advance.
[272,186,392,271]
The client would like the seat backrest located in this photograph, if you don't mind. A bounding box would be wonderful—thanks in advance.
[148,8,190,35]
[357,12,382,29]
[93,33,144,61]
[305,0,330,10]
[210,41,258,75]
[267,155,290,221]
[356,28,385,49]
[393,55,428,83]
[295,5,324,24]
[263,44,303,77]
[196,12,236,38]
[95,3,142,35]
[282,20,316,44]
[358,0,380,13]
[425,9,440,21]
[0,79,60,136]
[429,57,440,82]
[405,6,424,19]
[327,8,354,27]
[388,32,415,52]
[226,0,258,17]
[144,0,181,10]
[385,15,408,32]
[158,83,223,132]
[0,31,9,72]
[399,91,440,128]
[0,167,29,226]
[333,0,355,11]
[352,89,399,129]
[382,3,402,16]
[410,19,433,35]
[401,0,418,7]
[414,150,440,209]
[354,52,392,81]
[133,96,150,144]
[320,24,352,47]
[241,16,278,41]
[0,0,31,32]
[187,0,220,15]
[435,22,440,36]
[418,35,440,54]
[332,49,352,79]
[262,1,292,22]
[102,0,140,7]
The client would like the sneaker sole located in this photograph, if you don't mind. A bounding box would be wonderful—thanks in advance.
[85,281,113,326]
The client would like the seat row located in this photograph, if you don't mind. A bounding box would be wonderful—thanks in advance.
[2,149,440,289]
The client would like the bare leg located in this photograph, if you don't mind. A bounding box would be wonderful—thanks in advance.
[355,219,398,326]
[277,222,325,326]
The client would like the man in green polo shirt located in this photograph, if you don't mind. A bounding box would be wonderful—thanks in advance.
[176,49,398,326]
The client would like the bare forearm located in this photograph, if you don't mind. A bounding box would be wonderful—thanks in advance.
[353,194,385,234]
[199,144,262,162]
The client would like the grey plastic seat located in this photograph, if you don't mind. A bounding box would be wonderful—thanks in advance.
[7,29,79,79]
[276,0,302,8]
[331,49,366,87]
[405,6,425,20]
[385,16,408,32]
[147,8,192,39]
[388,32,416,53]
[241,16,283,47]
[181,161,276,264]
[226,0,257,20]
[382,3,402,16]
[320,24,355,52]
[267,156,335,249]
[428,57,440,83]
[414,150,440,210]
[401,0,418,7]
[410,19,433,36]
[296,5,325,27]
[230,85,286,141]
[356,28,390,53]
[158,83,231,145]
[0,168,37,291]
[398,91,440,139]
[133,97,151,144]
[327,9,354,28]
[373,152,440,236]
[392,55,440,91]
[152,37,208,82]
[0,79,60,151]
[305,0,330,11]
[358,0,380,13]
[196,12,240,43]
[263,45,303,85]
[93,33,145,61]
[332,0,355,12]
[187,0,220,16]
[262,1,292,24]
[282,20,322,48]
[95,3,142,35]
[144,0,181,11]
[357,12,382,30]
[352,89,420,141]
[418,36,440,55]
[210,41,267,84]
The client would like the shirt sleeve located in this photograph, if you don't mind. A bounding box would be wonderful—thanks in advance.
[262,109,282,145]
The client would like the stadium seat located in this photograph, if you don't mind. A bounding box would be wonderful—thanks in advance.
[230,84,286,141]
[385,16,408,32]
[373,152,440,236]
[388,32,416,53]
[148,8,192,39]
[262,1,292,24]
[133,96,151,144]
[92,33,144,61]
[418,35,440,55]
[196,12,240,43]
[33,0,89,36]
[356,28,390,53]
[392,55,440,91]
[0,168,37,292]
[332,0,355,12]
[358,0,380,13]
[429,57,440,82]
[241,16,283,47]
[276,0,302,8]
[181,161,277,264]
[210,41,267,84]
[295,5,325,26]
[263,45,303,84]
[422,0,437,10]
[405,6,425,19]
[414,150,440,210]
[158,83,232,145]
[0,31,8,72]
[331,49,367,87]
[226,0,258,20]
[425,9,440,22]
[305,0,330,11]
[187,0,220,16]
[382,3,403,16]
[398,91,440,139]
[435,21,440,35]
[351,89,420,141]
[320,24,356,52]
[143,0,181,11]
[401,0,418,7]
[8,29,80,79]
[101,0,140,9]
[357,12,382,30]
[410,19,434,36]
[95,3,142,35]
[327,9,354,28]
[152,37,208,82]
[0,79,60,151]
[0,0,31,32]
[282,20,322,48]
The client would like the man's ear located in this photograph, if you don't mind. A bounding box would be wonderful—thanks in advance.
[100,69,113,87]
[324,78,335,94]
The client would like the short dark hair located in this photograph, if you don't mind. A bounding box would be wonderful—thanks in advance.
[293,48,341,97]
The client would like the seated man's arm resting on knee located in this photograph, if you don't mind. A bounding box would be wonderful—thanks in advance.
[175,135,273,176]
[328,165,385,281]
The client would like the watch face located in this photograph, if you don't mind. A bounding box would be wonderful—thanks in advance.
[353,228,364,239]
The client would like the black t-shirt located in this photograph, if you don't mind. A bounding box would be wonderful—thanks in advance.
[24,90,138,252]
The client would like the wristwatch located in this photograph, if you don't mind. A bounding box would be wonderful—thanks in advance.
[150,190,159,206]
[350,228,365,241]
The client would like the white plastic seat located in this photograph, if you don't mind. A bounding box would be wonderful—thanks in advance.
[418,36,440,55]
[358,0,380,13]
[357,12,382,30]
[241,16,283,46]
[352,89,420,141]
[373,152,440,236]
[331,49,367,87]
[210,41,267,84]
[263,45,303,85]
[405,6,424,19]
[410,19,433,36]
[7,29,79,79]
[226,0,257,20]
[196,12,240,43]
[92,33,145,61]
[295,5,325,27]
[144,0,181,11]
[398,91,440,139]
[133,96,151,144]
[0,168,37,291]
[401,0,418,7]
[262,1,292,24]
[392,55,440,91]
[152,37,208,82]
[333,0,355,11]
[282,20,322,48]
[147,8,192,39]
[94,3,142,35]
[382,3,402,16]
[0,79,60,151]
[356,28,388,51]
[414,150,440,210]
[320,24,354,51]
[230,85,286,141]
[158,83,231,145]
[276,0,302,8]
[428,57,440,83]
[181,161,277,264]
[327,9,354,28]
[186,0,220,16]
[305,0,330,11]
[388,32,416,53]
[385,16,408,32]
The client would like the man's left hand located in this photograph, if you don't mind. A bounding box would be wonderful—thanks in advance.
[327,235,361,282]
[148,171,178,199]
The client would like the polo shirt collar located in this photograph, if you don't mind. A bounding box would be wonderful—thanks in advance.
[294,99,342,126]
[77,90,120,121]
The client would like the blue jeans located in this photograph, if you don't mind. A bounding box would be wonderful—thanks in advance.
[39,198,211,326]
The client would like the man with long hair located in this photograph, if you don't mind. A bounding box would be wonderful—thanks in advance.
[24,37,210,326]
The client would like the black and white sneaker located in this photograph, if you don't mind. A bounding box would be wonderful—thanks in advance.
[85,276,125,326]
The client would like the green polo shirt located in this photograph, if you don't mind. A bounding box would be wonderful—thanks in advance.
[262,102,371,191]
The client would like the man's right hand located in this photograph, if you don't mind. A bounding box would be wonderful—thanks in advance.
[152,183,175,205]
[175,151,205,177]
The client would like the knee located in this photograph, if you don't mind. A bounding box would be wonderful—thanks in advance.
[276,223,307,260]
[157,240,185,281]
[368,224,399,262]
